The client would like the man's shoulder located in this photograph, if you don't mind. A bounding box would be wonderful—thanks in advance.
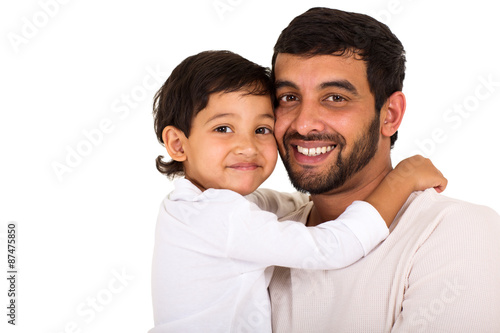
[277,201,314,224]
[418,188,497,216]
[404,188,500,233]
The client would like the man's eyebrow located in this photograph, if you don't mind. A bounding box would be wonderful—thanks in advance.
[275,80,298,90]
[320,80,359,96]
[275,79,359,96]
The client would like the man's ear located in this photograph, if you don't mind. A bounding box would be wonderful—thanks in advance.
[162,126,187,162]
[381,91,406,138]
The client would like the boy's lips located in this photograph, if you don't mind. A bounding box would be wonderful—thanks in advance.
[227,162,260,171]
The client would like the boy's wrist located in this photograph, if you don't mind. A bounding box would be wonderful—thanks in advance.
[386,168,415,194]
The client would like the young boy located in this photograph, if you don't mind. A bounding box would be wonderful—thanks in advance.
[149,50,446,333]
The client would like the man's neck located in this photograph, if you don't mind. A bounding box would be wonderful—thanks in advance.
[307,162,393,226]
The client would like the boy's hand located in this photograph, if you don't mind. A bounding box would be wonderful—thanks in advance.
[366,155,447,227]
[392,155,448,193]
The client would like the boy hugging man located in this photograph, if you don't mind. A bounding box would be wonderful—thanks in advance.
[149,50,446,332]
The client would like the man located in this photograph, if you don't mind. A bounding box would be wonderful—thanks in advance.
[269,7,500,332]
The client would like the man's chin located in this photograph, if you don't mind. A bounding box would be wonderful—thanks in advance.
[287,170,345,195]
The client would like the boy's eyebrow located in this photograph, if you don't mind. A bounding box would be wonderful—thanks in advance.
[205,113,235,125]
[259,113,275,121]
[205,112,274,125]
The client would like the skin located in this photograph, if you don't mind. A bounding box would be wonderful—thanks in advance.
[274,53,407,226]
[162,90,278,196]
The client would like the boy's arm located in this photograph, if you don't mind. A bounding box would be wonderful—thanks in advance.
[228,155,446,270]
[365,155,447,227]
[226,199,388,270]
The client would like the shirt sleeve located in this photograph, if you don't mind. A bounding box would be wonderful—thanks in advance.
[226,200,389,269]
[391,204,500,332]
[245,189,310,218]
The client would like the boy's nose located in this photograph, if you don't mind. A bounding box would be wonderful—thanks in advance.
[234,134,258,157]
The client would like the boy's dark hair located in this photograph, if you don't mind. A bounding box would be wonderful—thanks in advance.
[272,7,406,147]
[153,50,273,178]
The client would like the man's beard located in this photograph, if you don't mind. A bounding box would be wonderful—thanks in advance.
[279,114,380,195]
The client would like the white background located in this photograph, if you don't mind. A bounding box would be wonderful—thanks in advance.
[1,0,499,332]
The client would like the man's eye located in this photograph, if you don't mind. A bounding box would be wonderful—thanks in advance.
[255,127,272,135]
[214,126,233,133]
[279,94,299,102]
[326,95,346,102]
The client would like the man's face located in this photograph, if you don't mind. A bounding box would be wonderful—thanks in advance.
[274,53,381,195]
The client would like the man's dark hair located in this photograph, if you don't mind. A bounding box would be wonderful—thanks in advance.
[153,50,272,178]
[272,7,406,147]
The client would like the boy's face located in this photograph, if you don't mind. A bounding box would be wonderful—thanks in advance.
[181,90,277,196]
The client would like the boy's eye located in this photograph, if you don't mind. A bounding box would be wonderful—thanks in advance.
[214,126,233,133]
[255,127,272,135]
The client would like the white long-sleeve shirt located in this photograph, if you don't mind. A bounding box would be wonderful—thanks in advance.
[149,178,388,333]
[269,188,500,332]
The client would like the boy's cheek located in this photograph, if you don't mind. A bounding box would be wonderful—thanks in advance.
[266,149,279,169]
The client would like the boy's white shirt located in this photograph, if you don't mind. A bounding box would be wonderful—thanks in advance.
[149,178,388,333]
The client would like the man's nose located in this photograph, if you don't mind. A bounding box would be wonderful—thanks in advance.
[291,99,326,135]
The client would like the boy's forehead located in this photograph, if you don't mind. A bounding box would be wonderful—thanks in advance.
[198,90,273,117]
[205,89,271,105]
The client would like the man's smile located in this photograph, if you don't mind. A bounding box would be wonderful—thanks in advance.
[296,144,336,157]
[288,142,339,165]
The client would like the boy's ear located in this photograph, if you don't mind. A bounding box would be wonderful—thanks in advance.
[162,126,187,162]
[381,91,406,138]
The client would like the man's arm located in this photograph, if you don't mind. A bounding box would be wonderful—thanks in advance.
[392,204,500,332]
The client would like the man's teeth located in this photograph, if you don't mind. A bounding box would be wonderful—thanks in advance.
[297,145,335,156]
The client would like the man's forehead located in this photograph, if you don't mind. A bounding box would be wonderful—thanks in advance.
[275,52,365,70]
[274,53,368,88]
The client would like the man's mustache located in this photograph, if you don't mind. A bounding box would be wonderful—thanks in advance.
[282,131,346,147]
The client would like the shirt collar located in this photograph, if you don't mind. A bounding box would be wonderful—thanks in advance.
[168,178,203,201]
